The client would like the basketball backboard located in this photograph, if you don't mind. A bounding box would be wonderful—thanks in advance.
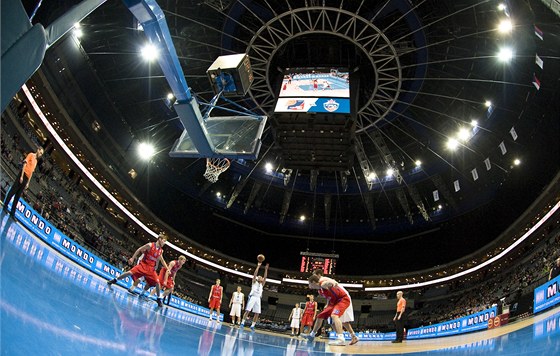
[169,115,267,160]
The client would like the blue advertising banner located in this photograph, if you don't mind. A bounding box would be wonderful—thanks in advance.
[329,331,396,341]
[534,275,560,313]
[407,307,497,339]
[329,307,497,341]
[8,199,222,320]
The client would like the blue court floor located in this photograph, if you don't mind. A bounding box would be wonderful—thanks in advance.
[1,214,559,355]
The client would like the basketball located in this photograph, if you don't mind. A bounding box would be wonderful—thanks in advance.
[257,254,265,262]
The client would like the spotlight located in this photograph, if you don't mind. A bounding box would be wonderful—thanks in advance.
[73,28,83,38]
[367,172,376,181]
[470,120,478,127]
[513,158,521,166]
[497,3,506,11]
[386,168,394,177]
[299,215,306,222]
[141,43,159,61]
[498,19,513,33]
[415,160,422,167]
[446,138,459,150]
[497,47,513,62]
[138,142,155,160]
[265,162,273,172]
[484,100,492,107]
[457,128,471,142]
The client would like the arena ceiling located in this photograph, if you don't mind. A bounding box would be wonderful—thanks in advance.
[26,0,560,274]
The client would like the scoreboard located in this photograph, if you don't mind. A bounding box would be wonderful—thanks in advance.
[300,251,339,275]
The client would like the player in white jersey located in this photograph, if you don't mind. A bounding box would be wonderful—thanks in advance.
[228,286,245,325]
[288,303,303,336]
[240,261,269,330]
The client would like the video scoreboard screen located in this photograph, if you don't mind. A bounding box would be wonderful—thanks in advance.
[274,67,350,114]
[300,251,339,275]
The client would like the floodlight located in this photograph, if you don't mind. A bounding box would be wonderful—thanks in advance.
[138,142,155,160]
[458,128,470,142]
[265,162,273,172]
[141,43,159,61]
[497,47,513,62]
[446,138,459,150]
[498,19,513,33]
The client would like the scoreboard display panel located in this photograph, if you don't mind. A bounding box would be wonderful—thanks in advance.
[274,67,351,114]
[300,251,339,275]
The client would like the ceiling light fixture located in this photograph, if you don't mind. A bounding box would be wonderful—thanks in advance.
[141,43,159,61]
[138,142,155,160]
[497,47,514,62]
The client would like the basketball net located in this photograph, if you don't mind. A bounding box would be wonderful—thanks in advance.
[204,157,230,183]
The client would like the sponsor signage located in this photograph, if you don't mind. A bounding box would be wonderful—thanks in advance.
[534,275,560,313]
[407,307,497,339]
[8,199,222,320]
[327,308,497,341]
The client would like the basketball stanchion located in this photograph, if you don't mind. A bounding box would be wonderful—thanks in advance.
[203,158,231,183]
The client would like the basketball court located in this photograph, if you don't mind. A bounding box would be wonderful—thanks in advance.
[1,214,558,355]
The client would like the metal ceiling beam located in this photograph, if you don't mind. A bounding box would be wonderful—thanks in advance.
[340,170,350,192]
[279,190,293,224]
[354,136,375,190]
[363,193,376,230]
[395,188,413,224]
[368,130,404,184]
[203,0,234,12]
[407,184,430,222]
[226,178,249,209]
[243,181,262,214]
[324,194,331,229]
[310,170,318,191]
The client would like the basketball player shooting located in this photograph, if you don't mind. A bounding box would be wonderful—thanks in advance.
[240,254,268,330]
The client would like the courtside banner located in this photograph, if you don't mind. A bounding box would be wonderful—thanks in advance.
[327,308,496,341]
[9,199,221,319]
[406,307,497,339]
[534,275,560,313]
[329,331,396,341]
[11,199,131,282]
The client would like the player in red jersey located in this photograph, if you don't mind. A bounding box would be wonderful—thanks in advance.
[300,294,318,335]
[149,255,186,304]
[107,234,169,308]
[208,278,223,321]
[306,271,359,346]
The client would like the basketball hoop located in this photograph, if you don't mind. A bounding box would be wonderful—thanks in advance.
[204,157,230,183]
